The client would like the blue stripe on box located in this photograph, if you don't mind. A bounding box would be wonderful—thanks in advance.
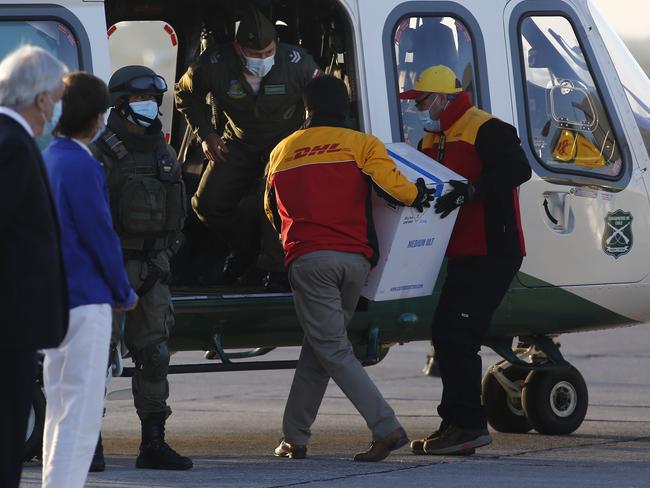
[387,149,444,197]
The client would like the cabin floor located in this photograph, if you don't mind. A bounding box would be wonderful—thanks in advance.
[20,323,650,487]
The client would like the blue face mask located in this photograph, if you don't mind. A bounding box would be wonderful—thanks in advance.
[244,54,275,78]
[418,110,441,132]
[43,95,62,135]
[129,100,158,127]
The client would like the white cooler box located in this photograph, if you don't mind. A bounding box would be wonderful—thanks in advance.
[361,142,464,302]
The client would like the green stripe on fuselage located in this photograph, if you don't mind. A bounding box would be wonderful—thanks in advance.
[489,272,637,338]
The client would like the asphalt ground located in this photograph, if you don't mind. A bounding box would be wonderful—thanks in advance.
[21,324,650,487]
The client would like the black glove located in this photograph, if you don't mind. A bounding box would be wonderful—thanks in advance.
[412,177,435,212]
[434,180,475,218]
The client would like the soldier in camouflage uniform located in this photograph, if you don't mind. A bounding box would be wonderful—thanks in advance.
[90,65,192,471]
[175,7,321,288]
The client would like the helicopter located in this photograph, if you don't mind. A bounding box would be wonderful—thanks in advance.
[1,0,649,459]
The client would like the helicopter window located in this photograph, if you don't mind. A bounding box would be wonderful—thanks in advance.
[393,16,476,148]
[0,19,80,149]
[520,16,623,178]
[0,20,80,71]
[107,20,179,143]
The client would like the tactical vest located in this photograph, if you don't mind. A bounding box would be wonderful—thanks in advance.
[95,130,187,251]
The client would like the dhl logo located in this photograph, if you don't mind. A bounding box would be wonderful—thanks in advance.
[292,143,342,159]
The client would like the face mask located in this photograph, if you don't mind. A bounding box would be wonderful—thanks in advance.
[129,100,158,127]
[244,54,275,78]
[42,95,62,135]
[418,110,441,132]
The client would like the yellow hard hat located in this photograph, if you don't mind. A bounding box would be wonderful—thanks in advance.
[399,65,462,99]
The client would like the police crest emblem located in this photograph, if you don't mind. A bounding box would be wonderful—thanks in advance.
[603,209,633,259]
[227,79,246,99]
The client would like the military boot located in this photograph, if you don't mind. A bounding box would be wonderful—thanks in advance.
[136,413,193,470]
[220,253,250,285]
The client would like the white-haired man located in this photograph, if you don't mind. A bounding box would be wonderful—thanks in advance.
[0,45,68,488]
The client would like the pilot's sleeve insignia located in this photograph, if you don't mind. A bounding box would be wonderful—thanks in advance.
[312,68,321,78]
[289,49,302,64]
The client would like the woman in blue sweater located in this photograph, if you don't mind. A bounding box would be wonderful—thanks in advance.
[42,72,138,488]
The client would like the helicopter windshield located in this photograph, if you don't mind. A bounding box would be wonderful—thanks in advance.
[520,15,622,177]
[589,2,650,161]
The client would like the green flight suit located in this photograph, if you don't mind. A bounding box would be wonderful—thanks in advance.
[92,110,186,421]
[175,42,320,269]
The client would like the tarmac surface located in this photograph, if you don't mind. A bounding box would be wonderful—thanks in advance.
[21,324,650,487]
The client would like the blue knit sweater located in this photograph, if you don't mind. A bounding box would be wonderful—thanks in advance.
[44,137,136,309]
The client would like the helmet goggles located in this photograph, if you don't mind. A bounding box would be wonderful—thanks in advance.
[113,75,168,95]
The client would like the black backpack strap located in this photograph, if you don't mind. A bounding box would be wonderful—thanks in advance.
[99,128,129,160]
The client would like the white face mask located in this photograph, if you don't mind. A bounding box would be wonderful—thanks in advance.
[244,54,275,78]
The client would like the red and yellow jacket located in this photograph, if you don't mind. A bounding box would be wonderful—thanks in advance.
[265,124,418,266]
[420,92,531,258]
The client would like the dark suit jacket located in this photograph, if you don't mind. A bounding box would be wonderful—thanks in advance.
[0,114,68,350]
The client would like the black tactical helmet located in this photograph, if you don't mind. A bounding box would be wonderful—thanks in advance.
[108,65,167,107]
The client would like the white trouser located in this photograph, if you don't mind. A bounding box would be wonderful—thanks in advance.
[42,303,112,488]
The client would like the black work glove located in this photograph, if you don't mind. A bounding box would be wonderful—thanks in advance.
[412,177,435,212]
[434,180,475,218]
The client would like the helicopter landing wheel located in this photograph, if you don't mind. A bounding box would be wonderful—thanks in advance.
[522,365,588,435]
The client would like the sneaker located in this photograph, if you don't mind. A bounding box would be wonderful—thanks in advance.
[136,440,193,470]
[353,427,409,462]
[410,420,449,454]
[423,424,491,455]
[274,439,307,459]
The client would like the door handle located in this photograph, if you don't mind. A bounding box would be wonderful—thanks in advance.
[542,191,573,233]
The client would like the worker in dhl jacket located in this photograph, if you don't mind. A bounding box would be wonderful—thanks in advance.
[264,75,434,462]
[400,65,531,456]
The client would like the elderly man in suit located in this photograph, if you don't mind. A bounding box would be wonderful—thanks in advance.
[0,45,69,488]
